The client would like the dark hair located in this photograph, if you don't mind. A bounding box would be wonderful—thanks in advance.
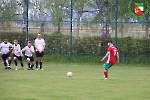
[107,40,113,43]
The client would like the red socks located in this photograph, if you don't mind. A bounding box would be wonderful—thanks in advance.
[104,70,108,78]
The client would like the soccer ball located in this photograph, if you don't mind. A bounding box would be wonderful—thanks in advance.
[67,72,73,77]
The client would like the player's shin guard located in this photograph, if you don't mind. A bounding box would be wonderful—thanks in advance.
[4,61,7,67]
[31,64,34,69]
[20,62,24,67]
[28,62,31,69]
[8,60,11,66]
[36,61,38,68]
[14,60,17,66]
[40,61,42,69]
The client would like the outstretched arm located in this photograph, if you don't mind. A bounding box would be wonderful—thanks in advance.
[101,52,110,61]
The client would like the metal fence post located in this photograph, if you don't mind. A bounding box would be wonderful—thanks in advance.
[115,0,118,47]
[26,0,29,45]
[69,0,73,57]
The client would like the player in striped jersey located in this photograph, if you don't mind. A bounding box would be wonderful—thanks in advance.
[101,40,120,80]
[12,39,25,70]
[21,41,35,70]
[0,39,13,69]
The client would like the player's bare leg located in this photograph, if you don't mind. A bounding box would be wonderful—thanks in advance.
[14,57,18,70]
[7,57,12,69]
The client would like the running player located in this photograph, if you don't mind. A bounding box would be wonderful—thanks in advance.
[21,41,35,70]
[0,39,13,69]
[34,33,45,70]
[12,39,25,70]
[101,40,120,80]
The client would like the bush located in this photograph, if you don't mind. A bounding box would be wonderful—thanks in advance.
[1,32,150,64]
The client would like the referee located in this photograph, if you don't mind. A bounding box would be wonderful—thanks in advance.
[34,33,45,70]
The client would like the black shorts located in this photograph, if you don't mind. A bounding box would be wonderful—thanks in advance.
[36,51,44,57]
[25,56,34,62]
[13,54,22,61]
[2,53,11,61]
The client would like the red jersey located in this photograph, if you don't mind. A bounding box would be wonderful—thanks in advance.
[106,46,118,65]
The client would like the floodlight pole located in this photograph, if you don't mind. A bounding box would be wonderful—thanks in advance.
[69,0,73,58]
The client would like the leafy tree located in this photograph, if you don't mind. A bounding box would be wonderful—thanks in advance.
[89,0,150,38]
[90,0,116,37]
[44,0,70,34]
[73,0,92,39]
[0,0,17,28]
[117,0,150,38]
[29,0,51,33]
[31,0,69,33]
[145,12,150,38]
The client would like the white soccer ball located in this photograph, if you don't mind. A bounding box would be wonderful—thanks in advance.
[67,72,73,77]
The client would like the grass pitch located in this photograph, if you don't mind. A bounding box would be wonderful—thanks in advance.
[0,62,150,100]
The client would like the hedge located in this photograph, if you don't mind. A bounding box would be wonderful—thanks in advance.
[0,32,150,64]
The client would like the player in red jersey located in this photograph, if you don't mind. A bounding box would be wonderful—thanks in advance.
[101,40,119,80]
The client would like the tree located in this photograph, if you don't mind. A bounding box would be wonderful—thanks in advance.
[117,0,150,38]
[90,0,116,37]
[45,0,70,34]
[145,12,150,38]
[73,0,92,39]
[29,0,51,33]
[0,0,18,42]
[18,0,70,34]
[90,0,150,38]
[0,0,17,28]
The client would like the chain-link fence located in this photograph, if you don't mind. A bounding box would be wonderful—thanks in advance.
[0,0,150,63]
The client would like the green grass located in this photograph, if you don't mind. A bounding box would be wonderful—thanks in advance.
[0,62,150,100]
